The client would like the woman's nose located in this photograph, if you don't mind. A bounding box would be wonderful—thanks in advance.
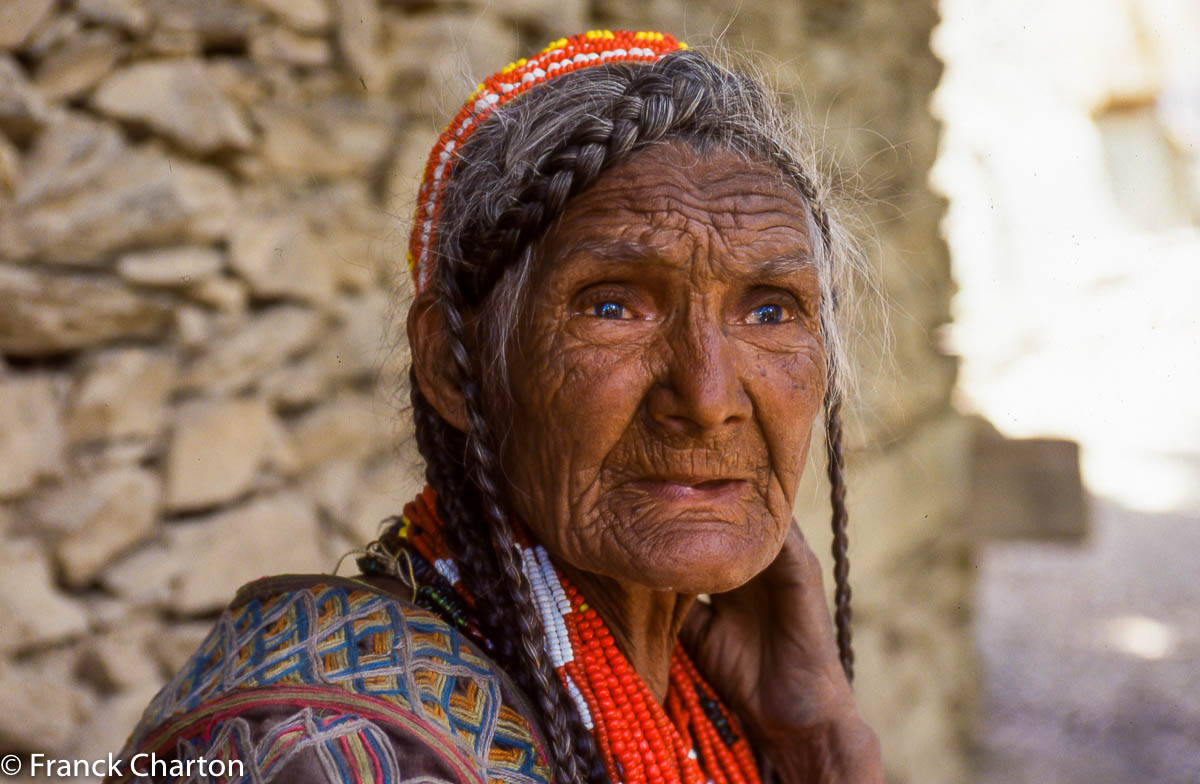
[646,316,751,435]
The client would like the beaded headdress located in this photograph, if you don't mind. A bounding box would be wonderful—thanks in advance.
[407,30,687,295]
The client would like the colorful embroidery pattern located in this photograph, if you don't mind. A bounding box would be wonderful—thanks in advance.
[174,708,407,783]
[120,581,551,784]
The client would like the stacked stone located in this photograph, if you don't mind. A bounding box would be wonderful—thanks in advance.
[0,1,972,782]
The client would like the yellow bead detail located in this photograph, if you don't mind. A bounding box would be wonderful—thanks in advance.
[542,37,568,52]
[498,58,528,75]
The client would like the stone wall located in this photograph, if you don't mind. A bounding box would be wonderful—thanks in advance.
[0,1,972,782]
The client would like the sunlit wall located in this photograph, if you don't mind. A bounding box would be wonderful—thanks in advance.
[933,0,1200,514]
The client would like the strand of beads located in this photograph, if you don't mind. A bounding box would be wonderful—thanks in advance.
[683,653,760,778]
[669,652,761,784]
[555,576,756,784]
[382,487,761,784]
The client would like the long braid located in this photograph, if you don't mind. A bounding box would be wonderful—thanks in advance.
[436,263,605,784]
[759,117,855,685]
[792,179,852,685]
[408,379,506,641]
[406,371,606,781]
[824,389,854,682]
[763,138,854,683]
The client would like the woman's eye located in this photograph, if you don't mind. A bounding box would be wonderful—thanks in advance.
[751,303,786,324]
[593,301,627,319]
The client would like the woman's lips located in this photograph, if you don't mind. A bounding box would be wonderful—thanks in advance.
[629,478,749,504]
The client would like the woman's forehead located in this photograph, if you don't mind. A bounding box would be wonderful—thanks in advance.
[574,145,812,221]
[539,144,815,275]
[546,234,816,282]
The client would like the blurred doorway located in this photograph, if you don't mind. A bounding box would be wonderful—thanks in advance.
[933,0,1200,781]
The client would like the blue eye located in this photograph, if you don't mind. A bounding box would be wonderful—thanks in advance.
[594,301,626,319]
[753,304,784,324]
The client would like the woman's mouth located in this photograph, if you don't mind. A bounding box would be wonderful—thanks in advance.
[629,477,750,504]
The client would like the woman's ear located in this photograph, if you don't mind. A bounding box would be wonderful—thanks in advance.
[408,293,470,433]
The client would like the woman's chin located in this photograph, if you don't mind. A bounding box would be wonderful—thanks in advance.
[612,527,779,595]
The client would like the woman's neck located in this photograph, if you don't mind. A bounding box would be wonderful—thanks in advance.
[556,559,696,703]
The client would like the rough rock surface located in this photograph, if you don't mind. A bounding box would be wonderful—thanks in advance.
[244,0,330,32]
[33,30,124,101]
[0,56,50,141]
[116,245,224,288]
[227,209,338,304]
[100,541,178,607]
[0,657,95,754]
[49,467,161,586]
[0,117,235,263]
[91,59,254,154]
[0,539,88,654]
[166,492,326,613]
[66,347,177,445]
[0,0,56,50]
[286,393,384,474]
[0,375,65,499]
[75,0,152,34]
[179,305,324,393]
[0,265,174,354]
[164,396,274,512]
[252,97,396,179]
[76,622,164,693]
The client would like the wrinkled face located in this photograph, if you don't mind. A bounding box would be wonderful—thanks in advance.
[496,142,827,594]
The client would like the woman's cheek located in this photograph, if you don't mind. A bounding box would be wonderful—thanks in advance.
[555,340,652,417]
[511,339,642,487]
[763,351,826,493]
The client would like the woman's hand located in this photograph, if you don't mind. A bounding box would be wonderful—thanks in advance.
[680,520,883,783]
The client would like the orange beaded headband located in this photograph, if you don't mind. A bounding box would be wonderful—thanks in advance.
[407,30,687,295]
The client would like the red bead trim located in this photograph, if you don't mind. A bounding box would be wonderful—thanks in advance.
[407,30,687,295]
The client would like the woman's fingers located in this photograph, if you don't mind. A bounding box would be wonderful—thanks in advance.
[750,520,844,675]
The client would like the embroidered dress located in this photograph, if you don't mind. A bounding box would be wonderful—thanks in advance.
[109,574,553,784]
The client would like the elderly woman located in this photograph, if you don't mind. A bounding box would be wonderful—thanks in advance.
[112,31,881,784]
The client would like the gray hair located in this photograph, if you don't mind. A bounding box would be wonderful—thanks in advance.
[431,48,864,404]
